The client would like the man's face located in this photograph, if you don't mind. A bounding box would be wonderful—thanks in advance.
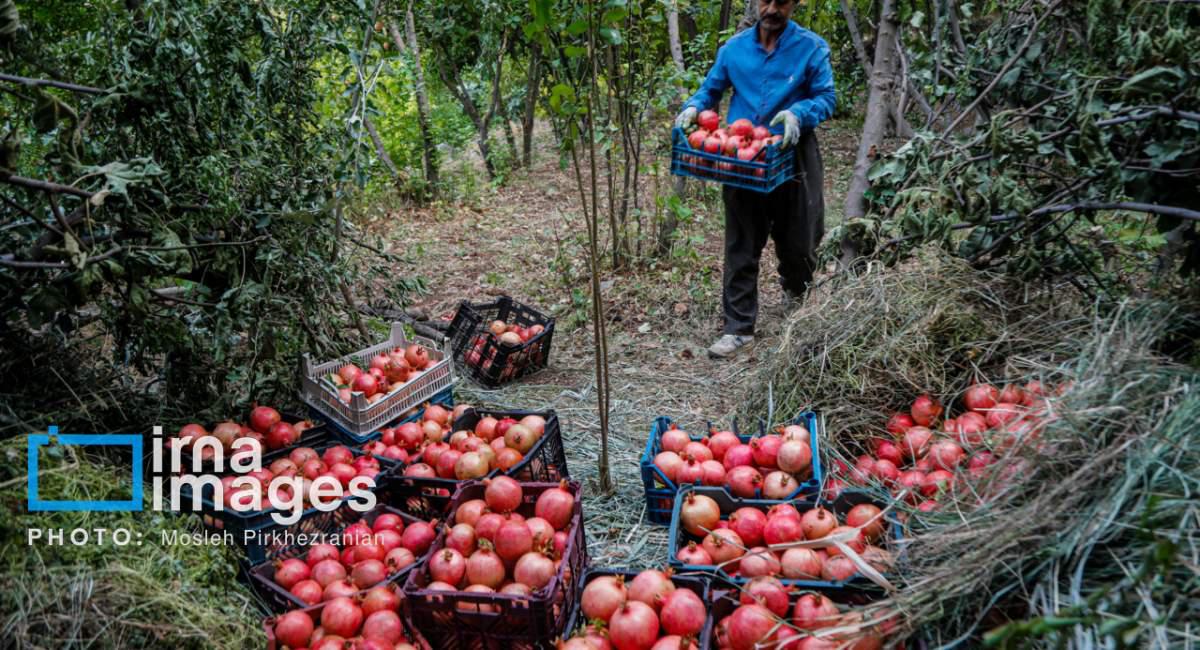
[759,0,795,31]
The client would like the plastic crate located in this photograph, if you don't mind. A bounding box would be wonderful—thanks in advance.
[562,568,714,646]
[402,480,586,650]
[171,411,329,477]
[248,502,435,612]
[263,595,432,650]
[299,322,455,440]
[667,485,901,590]
[178,441,403,565]
[316,385,456,446]
[640,412,823,525]
[707,584,892,647]
[669,126,795,193]
[381,408,570,519]
[446,296,555,388]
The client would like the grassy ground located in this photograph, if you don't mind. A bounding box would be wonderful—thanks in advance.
[360,117,862,568]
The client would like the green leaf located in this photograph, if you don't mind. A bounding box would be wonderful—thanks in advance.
[549,83,575,112]
[1120,66,1185,95]
[601,8,626,24]
[1145,141,1184,166]
[564,45,586,58]
[565,19,588,35]
[599,27,621,45]
[909,10,925,28]
[529,0,551,27]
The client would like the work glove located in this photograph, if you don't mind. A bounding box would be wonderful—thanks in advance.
[770,110,800,148]
[674,106,697,130]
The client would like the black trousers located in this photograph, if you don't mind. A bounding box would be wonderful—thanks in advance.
[720,129,825,336]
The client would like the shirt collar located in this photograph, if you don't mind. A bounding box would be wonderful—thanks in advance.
[753,19,796,52]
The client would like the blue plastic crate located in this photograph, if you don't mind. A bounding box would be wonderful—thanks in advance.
[666,484,902,590]
[669,126,795,193]
[314,386,454,445]
[639,411,822,525]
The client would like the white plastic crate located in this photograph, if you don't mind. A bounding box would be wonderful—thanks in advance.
[299,323,454,438]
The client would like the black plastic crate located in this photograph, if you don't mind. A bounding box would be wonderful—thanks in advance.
[446,296,555,388]
[263,593,432,650]
[707,584,893,648]
[562,568,715,647]
[381,407,569,519]
[177,440,403,565]
[402,480,586,650]
[168,411,330,477]
[667,485,901,590]
[247,502,435,612]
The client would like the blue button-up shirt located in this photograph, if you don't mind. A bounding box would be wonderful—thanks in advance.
[685,21,836,132]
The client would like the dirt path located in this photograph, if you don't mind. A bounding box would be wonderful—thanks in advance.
[376,118,859,565]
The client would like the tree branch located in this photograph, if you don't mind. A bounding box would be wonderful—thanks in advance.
[1,174,94,198]
[0,73,105,95]
[942,0,1061,136]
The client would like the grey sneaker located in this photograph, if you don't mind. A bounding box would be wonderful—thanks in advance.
[708,334,754,359]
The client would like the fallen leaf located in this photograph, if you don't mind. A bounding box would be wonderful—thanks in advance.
[680,348,694,360]
[673,302,689,316]
[637,322,651,334]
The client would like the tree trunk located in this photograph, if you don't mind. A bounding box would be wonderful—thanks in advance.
[522,40,542,167]
[390,11,438,190]
[946,0,967,55]
[740,0,757,30]
[364,115,400,179]
[666,0,685,77]
[502,116,520,168]
[658,0,689,256]
[844,0,901,225]
[434,53,496,179]
[841,0,873,78]
[717,0,734,43]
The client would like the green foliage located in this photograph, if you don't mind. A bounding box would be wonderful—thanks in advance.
[828,1,1200,298]
[0,0,408,434]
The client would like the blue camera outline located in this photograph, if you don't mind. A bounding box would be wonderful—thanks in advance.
[27,426,144,512]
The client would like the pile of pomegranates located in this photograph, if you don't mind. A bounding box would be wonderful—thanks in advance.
[464,319,548,376]
[680,111,784,179]
[405,479,579,615]
[565,569,709,650]
[269,594,418,650]
[261,508,439,607]
[651,421,814,500]
[673,490,892,583]
[826,380,1060,511]
[713,591,890,650]
[362,402,472,464]
[323,343,437,405]
[399,411,550,482]
[174,405,317,459]
[216,443,386,511]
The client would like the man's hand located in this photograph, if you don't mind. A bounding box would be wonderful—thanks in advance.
[674,106,697,130]
[770,110,800,148]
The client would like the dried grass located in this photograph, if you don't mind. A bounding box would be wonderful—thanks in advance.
[737,250,1199,648]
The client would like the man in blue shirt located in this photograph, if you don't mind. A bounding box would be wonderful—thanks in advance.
[676,0,835,358]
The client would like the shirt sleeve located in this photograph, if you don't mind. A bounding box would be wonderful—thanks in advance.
[684,45,731,112]
[787,43,836,129]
